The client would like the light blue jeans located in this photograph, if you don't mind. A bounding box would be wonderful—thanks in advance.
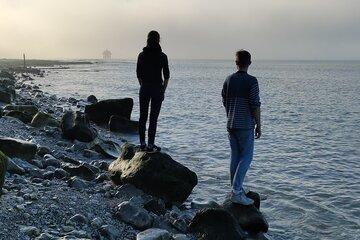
[228,129,254,194]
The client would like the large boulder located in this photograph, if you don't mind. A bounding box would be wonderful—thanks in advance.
[60,111,97,142]
[222,194,269,234]
[85,98,133,125]
[4,110,33,123]
[31,111,59,128]
[0,137,37,160]
[0,151,8,194]
[108,143,198,203]
[109,115,139,133]
[189,208,244,240]
[3,105,38,117]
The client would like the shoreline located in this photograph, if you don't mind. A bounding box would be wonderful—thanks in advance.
[0,65,269,240]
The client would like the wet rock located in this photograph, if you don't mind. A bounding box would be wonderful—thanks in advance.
[85,98,133,125]
[0,137,37,160]
[7,158,26,175]
[3,105,38,117]
[4,110,32,123]
[136,228,171,240]
[54,168,68,179]
[63,164,96,181]
[222,195,269,234]
[37,146,51,157]
[109,115,139,133]
[0,151,8,193]
[87,95,98,104]
[109,143,197,203]
[20,226,40,238]
[60,111,97,142]
[43,154,61,168]
[68,176,89,189]
[115,201,153,229]
[189,208,244,240]
[31,111,59,128]
[88,139,121,159]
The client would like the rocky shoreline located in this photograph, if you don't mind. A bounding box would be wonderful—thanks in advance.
[0,66,269,240]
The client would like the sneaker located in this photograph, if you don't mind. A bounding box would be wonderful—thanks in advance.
[230,192,254,205]
[147,144,161,152]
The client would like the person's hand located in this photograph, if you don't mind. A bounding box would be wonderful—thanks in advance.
[255,125,261,139]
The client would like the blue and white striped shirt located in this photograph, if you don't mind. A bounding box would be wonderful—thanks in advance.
[222,71,261,130]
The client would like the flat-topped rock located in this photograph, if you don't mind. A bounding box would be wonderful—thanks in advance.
[0,137,37,160]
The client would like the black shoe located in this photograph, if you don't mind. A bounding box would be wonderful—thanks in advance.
[139,144,147,151]
[147,144,161,152]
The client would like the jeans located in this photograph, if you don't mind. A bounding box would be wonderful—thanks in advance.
[228,129,254,193]
[139,84,164,145]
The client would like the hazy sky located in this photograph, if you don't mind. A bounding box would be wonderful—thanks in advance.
[0,0,359,60]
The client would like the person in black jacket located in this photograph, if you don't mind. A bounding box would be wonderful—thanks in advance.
[136,31,170,152]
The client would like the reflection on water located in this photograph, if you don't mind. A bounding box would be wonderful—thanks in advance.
[35,60,360,239]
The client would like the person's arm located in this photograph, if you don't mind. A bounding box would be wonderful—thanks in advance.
[221,80,228,107]
[136,53,143,86]
[250,78,261,139]
[163,54,170,92]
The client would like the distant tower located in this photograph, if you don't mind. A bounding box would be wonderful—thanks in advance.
[102,49,112,60]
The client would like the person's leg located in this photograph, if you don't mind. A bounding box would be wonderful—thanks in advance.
[148,90,163,145]
[139,87,150,146]
[232,129,254,193]
[228,129,241,187]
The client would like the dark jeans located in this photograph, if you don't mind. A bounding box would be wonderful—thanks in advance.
[139,85,164,145]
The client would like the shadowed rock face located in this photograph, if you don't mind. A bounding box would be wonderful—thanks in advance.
[3,105,38,117]
[0,151,8,194]
[222,194,269,234]
[85,98,133,125]
[0,138,37,160]
[31,111,59,128]
[60,111,97,142]
[108,115,139,133]
[189,208,245,240]
[108,143,198,203]
[4,110,33,123]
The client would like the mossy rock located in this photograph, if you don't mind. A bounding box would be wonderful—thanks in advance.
[0,151,9,194]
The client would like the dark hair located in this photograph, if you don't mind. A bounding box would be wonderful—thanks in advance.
[236,50,251,66]
[147,30,160,48]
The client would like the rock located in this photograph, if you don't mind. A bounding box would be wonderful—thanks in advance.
[7,158,26,175]
[31,111,59,128]
[109,143,197,203]
[4,110,32,123]
[0,88,13,103]
[0,151,8,193]
[37,146,51,157]
[90,217,103,229]
[43,154,61,168]
[68,213,88,225]
[85,98,133,125]
[95,173,110,183]
[88,139,121,159]
[136,228,171,240]
[191,199,221,210]
[0,70,15,80]
[99,225,121,239]
[60,111,97,142]
[3,105,38,117]
[20,226,40,238]
[115,201,153,229]
[222,195,269,234]
[87,95,98,104]
[172,234,190,240]
[0,137,37,160]
[144,199,167,216]
[189,208,244,240]
[54,168,68,179]
[68,176,89,189]
[109,115,139,133]
[63,164,96,181]
[35,232,57,240]
[246,191,261,210]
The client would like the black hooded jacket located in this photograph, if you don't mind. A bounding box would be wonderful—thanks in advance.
[136,45,170,86]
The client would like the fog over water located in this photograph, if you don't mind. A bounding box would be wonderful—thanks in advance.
[0,0,359,60]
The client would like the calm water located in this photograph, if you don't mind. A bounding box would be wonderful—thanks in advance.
[35,60,360,239]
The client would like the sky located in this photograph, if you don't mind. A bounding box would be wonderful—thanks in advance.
[0,0,359,60]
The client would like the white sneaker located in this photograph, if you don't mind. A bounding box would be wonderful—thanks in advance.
[230,192,254,205]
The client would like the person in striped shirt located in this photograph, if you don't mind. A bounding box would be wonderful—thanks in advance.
[222,50,261,205]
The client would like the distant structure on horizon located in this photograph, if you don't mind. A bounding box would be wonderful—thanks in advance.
[102,49,112,60]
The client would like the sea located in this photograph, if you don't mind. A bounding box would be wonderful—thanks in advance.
[34,59,360,240]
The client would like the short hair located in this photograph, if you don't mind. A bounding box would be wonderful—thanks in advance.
[236,50,251,66]
[147,30,160,46]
